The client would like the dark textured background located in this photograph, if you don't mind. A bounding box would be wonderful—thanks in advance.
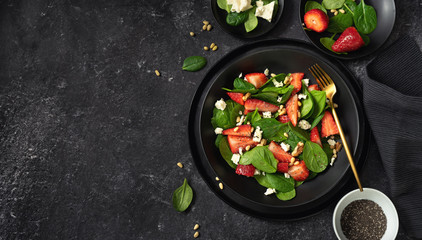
[0,0,420,239]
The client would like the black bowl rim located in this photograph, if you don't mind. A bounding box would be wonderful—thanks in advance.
[211,0,285,39]
[188,38,371,220]
[298,0,396,60]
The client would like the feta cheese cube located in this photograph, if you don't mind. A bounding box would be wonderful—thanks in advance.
[253,126,263,142]
[303,78,309,87]
[236,115,246,126]
[298,119,311,130]
[262,172,266,176]
[272,79,284,88]
[254,169,261,175]
[239,72,243,78]
[255,1,275,22]
[298,93,307,100]
[284,173,290,178]
[214,127,223,135]
[281,142,290,152]
[264,188,276,196]
[328,139,336,147]
[262,111,272,118]
[264,68,269,76]
[330,157,336,166]
[277,96,283,103]
[231,0,253,13]
[231,154,240,165]
[215,98,226,111]
[239,147,243,155]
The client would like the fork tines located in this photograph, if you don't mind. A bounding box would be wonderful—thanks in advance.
[308,64,333,89]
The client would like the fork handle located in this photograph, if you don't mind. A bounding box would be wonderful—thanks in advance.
[331,106,363,192]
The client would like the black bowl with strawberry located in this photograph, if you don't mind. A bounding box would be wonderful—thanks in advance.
[300,0,396,59]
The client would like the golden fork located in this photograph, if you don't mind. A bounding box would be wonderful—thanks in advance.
[309,64,363,192]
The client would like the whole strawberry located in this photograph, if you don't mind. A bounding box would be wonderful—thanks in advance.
[332,27,365,53]
[304,9,329,33]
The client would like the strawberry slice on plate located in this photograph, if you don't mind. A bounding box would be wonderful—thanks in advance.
[308,84,320,92]
[304,9,329,33]
[332,27,365,53]
[227,135,257,154]
[290,72,304,95]
[235,164,256,177]
[286,94,298,126]
[244,99,279,113]
[320,111,340,138]
[277,162,289,173]
[288,160,309,181]
[310,127,322,148]
[226,92,244,105]
[268,141,293,163]
[245,73,267,89]
[222,124,252,137]
[277,114,290,123]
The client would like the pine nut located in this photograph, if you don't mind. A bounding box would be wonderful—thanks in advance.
[298,101,302,107]
[245,145,251,151]
[333,149,337,154]
[212,45,218,51]
[290,157,296,163]
[334,11,339,16]
[219,182,224,190]
[204,46,209,51]
[202,25,207,31]
[155,70,160,76]
[260,139,267,145]
[177,162,183,168]
[236,116,241,122]
[284,132,289,138]
[243,92,251,101]
[289,162,294,166]
[233,127,239,132]
[194,231,200,238]
[294,161,300,166]
[335,142,342,152]
[339,9,345,14]
[333,154,337,158]
[250,127,254,132]
[194,224,200,230]
[271,73,276,77]
[190,32,195,37]
[334,103,338,108]
[210,43,215,49]
[207,24,212,31]
[297,111,301,118]
[279,108,286,115]
[215,177,220,181]
[203,20,209,25]
[246,121,251,125]
[330,9,336,13]
[330,145,335,149]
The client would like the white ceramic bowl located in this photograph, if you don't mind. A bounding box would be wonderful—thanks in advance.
[333,188,399,240]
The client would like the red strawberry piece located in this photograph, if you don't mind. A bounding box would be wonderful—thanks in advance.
[227,135,257,154]
[227,92,244,105]
[222,124,252,137]
[277,114,290,123]
[290,72,304,95]
[308,84,320,91]
[244,109,252,115]
[277,162,289,173]
[245,73,267,89]
[235,164,256,177]
[288,160,309,181]
[310,127,322,148]
[320,111,340,138]
[332,27,365,53]
[304,9,329,33]
[244,99,279,113]
[286,94,298,126]
[268,141,293,163]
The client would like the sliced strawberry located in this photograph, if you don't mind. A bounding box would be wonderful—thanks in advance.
[332,27,365,53]
[290,72,304,95]
[308,84,320,91]
[304,9,329,33]
[288,160,309,181]
[286,94,298,126]
[244,109,252,115]
[320,111,340,138]
[245,73,267,89]
[235,164,256,177]
[310,127,322,148]
[244,99,279,113]
[268,141,293,163]
[227,135,257,154]
[222,124,252,137]
[277,162,289,173]
[226,92,244,105]
[277,114,290,123]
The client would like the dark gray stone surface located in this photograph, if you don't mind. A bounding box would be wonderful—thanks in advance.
[0,0,419,239]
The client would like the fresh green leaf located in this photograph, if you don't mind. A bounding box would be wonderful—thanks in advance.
[359,32,371,46]
[288,122,310,142]
[251,92,279,105]
[182,56,207,72]
[219,137,237,169]
[215,134,224,148]
[305,1,327,13]
[266,173,295,193]
[253,119,289,142]
[217,0,231,13]
[260,73,286,89]
[295,180,304,187]
[353,0,377,34]
[326,11,353,33]
[307,171,319,180]
[239,146,278,173]
[310,112,325,129]
[172,178,193,212]
[226,11,249,26]
[310,90,326,119]
[322,141,334,160]
[246,108,262,125]
[322,0,345,9]
[233,78,256,91]
[343,0,357,15]
[276,188,296,201]
[260,85,294,105]
[211,100,244,129]
[300,81,315,119]
[320,37,347,55]
[255,175,272,188]
[245,7,258,32]
[303,141,328,173]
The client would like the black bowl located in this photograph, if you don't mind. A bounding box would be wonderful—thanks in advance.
[211,0,284,38]
[188,39,370,219]
[299,0,396,59]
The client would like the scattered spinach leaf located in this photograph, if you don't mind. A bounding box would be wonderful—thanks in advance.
[305,1,327,13]
[226,11,249,26]
[182,56,207,72]
[253,118,289,142]
[303,141,328,173]
[326,11,353,33]
[276,188,296,201]
[245,7,258,32]
[217,0,231,13]
[343,0,357,15]
[359,32,371,46]
[266,173,295,193]
[322,0,345,9]
[211,100,244,129]
[353,0,377,34]
[172,178,193,212]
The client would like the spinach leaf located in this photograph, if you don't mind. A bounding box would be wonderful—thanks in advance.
[320,37,347,55]
[322,0,345,9]
[310,112,325,129]
[245,7,258,32]
[310,90,326,118]
[305,1,327,14]
[219,137,237,169]
[322,141,334,160]
[260,73,286,89]
[240,146,278,173]
[261,86,290,94]
[295,180,304,187]
[353,0,377,34]
[344,0,357,15]
[215,134,224,148]
[255,175,272,188]
[252,92,279,105]
[300,81,315,119]
[266,173,295,193]
[246,108,261,125]
[182,56,207,72]
[359,32,370,46]
[326,10,353,33]
[303,141,328,173]
[211,100,244,129]
[276,188,296,201]
[288,122,310,141]
[234,78,255,90]
[307,171,318,180]
[260,85,294,105]
[172,178,193,212]
[226,11,249,26]
[253,118,289,142]
[217,0,231,13]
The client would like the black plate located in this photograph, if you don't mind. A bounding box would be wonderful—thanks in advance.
[299,0,396,59]
[188,39,370,220]
[211,0,284,38]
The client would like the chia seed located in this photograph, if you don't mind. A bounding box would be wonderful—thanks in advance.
[340,199,387,240]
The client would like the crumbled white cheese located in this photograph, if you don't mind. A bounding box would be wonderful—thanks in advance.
[298,93,307,100]
[239,147,243,155]
[298,119,311,130]
[262,111,272,118]
[227,0,234,4]
[253,126,263,142]
[239,72,243,78]
[280,142,290,152]
[303,78,309,87]
[255,1,275,22]
[214,127,223,135]
[239,111,243,115]
[231,154,240,165]
[236,115,246,126]
[264,68,269,76]
[277,96,283,103]
[264,188,277,196]
[328,139,336,146]
[272,79,284,88]
[254,169,261,175]
[262,172,266,176]
[284,173,291,178]
[326,99,330,104]
[330,157,336,166]
[215,98,226,111]
[231,0,253,13]
[244,77,248,81]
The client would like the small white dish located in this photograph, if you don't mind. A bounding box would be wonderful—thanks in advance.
[333,188,399,240]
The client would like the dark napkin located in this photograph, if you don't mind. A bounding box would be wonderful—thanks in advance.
[363,35,422,239]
